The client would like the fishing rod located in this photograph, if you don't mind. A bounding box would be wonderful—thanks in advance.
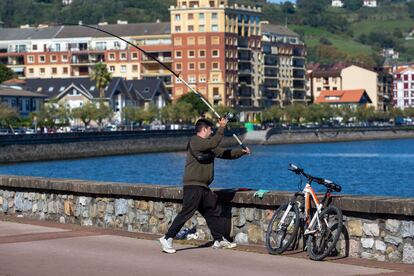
[67,23,246,149]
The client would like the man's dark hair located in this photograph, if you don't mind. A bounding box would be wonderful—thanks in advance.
[195,118,214,133]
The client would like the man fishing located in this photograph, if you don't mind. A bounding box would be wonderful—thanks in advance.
[159,117,251,253]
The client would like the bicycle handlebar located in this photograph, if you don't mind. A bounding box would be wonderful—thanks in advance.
[288,163,342,193]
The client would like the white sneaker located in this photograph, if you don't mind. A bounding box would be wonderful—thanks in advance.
[212,237,237,249]
[159,236,176,254]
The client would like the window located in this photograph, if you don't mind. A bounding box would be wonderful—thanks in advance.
[40,68,45,75]
[109,66,115,72]
[120,65,127,73]
[175,51,182,58]
[188,13,194,20]
[51,55,57,62]
[188,25,194,32]
[199,75,206,82]
[131,52,138,60]
[212,62,219,69]
[212,74,219,82]
[48,87,54,92]
[52,68,57,74]
[199,13,205,21]
[199,50,206,57]
[32,44,38,51]
[213,87,219,96]
[188,63,195,70]
[109,53,115,61]
[96,42,107,50]
[199,25,205,32]
[132,65,138,72]
[62,55,68,62]
[212,36,220,45]
[175,26,181,32]
[212,12,218,20]
[212,50,219,57]
[199,62,206,70]
[189,75,196,83]
[187,37,195,45]
[28,68,34,74]
[28,56,34,63]
[39,55,46,63]
[176,63,182,71]
[175,14,181,21]
[198,36,206,45]
[188,50,195,58]
[174,37,182,46]
[120,52,127,60]
[114,41,120,49]
[63,67,68,74]
[212,25,219,32]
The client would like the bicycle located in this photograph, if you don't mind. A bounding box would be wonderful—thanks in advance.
[265,164,343,261]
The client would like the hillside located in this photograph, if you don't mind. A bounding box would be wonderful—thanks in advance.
[0,0,412,65]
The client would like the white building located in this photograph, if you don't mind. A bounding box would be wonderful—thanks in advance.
[393,66,414,109]
[331,0,344,8]
[363,0,377,7]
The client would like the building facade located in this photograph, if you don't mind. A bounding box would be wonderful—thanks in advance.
[393,66,414,109]
[0,85,46,118]
[0,1,306,115]
[309,64,392,111]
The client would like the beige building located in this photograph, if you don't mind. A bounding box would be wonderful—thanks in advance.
[310,64,390,110]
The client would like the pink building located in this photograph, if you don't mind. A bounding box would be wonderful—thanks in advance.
[393,66,414,109]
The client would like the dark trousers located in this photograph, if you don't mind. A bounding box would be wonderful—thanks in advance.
[165,185,225,241]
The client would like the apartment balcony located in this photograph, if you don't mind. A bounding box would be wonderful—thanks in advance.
[141,56,172,64]
[264,68,278,77]
[237,37,249,49]
[237,87,252,97]
[263,89,280,99]
[238,69,252,75]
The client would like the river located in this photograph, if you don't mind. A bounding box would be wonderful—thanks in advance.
[1,138,413,197]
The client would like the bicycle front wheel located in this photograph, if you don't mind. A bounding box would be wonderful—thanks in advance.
[306,205,343,261]
[265,203,300,255]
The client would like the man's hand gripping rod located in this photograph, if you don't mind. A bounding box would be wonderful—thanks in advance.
[74,23,247,149]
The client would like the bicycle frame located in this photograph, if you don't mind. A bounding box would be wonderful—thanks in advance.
[303,182,324,235]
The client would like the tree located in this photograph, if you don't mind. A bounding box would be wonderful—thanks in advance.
[0,64,15,83]
[123,104,158,127]
[33,101,70,128]
[284,103,306,124]
[262,105,284,124]
[176,92,209,116]
[403,107,414,118]
[95,103,113,130]
[304,104,324,124]
[0,103,19,132]
[344,0,363,12]
[161,102,196,124]
[71,102,97,128]
[90,62,112,99]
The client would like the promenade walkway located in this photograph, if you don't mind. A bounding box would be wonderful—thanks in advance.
[0,216,413,276]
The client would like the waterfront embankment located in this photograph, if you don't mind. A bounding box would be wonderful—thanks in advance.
[0,175,413,264]
[2,127,414,163]
[0,129,245,163]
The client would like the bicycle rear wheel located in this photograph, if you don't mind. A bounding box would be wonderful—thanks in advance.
[306,205,343,261]
[265,203,300,255]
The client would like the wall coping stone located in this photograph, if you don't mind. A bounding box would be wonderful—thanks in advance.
[0,175,413,217]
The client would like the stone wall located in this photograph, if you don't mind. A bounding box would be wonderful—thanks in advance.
[266,128,414,145]
[0,175,413,264]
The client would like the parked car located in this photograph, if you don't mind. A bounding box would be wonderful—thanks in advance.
[0,128,11,135]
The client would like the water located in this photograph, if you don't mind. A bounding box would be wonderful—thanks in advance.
[1,139,414,197]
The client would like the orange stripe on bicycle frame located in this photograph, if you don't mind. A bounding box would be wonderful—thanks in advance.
[305,185,320,225]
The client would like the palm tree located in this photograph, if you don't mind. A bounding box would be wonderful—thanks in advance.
[90,62,112,99]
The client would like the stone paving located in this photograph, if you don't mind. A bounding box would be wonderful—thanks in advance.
[0,217,413,276]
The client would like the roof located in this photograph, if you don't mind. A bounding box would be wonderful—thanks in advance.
[262,24,299,37]
[315,89,372,104]
[23,77,125,99]
[394,66,414,74]
[126,79,169,101]
[0,22,170,42]
[0,85,47,98]
[311,63,349,78]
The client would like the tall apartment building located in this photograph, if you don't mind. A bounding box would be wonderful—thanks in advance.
[170,0,262,107]
[262,23,306,107]
[393,66,414,109]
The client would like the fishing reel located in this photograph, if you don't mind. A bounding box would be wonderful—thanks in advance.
[223,112,237,122]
